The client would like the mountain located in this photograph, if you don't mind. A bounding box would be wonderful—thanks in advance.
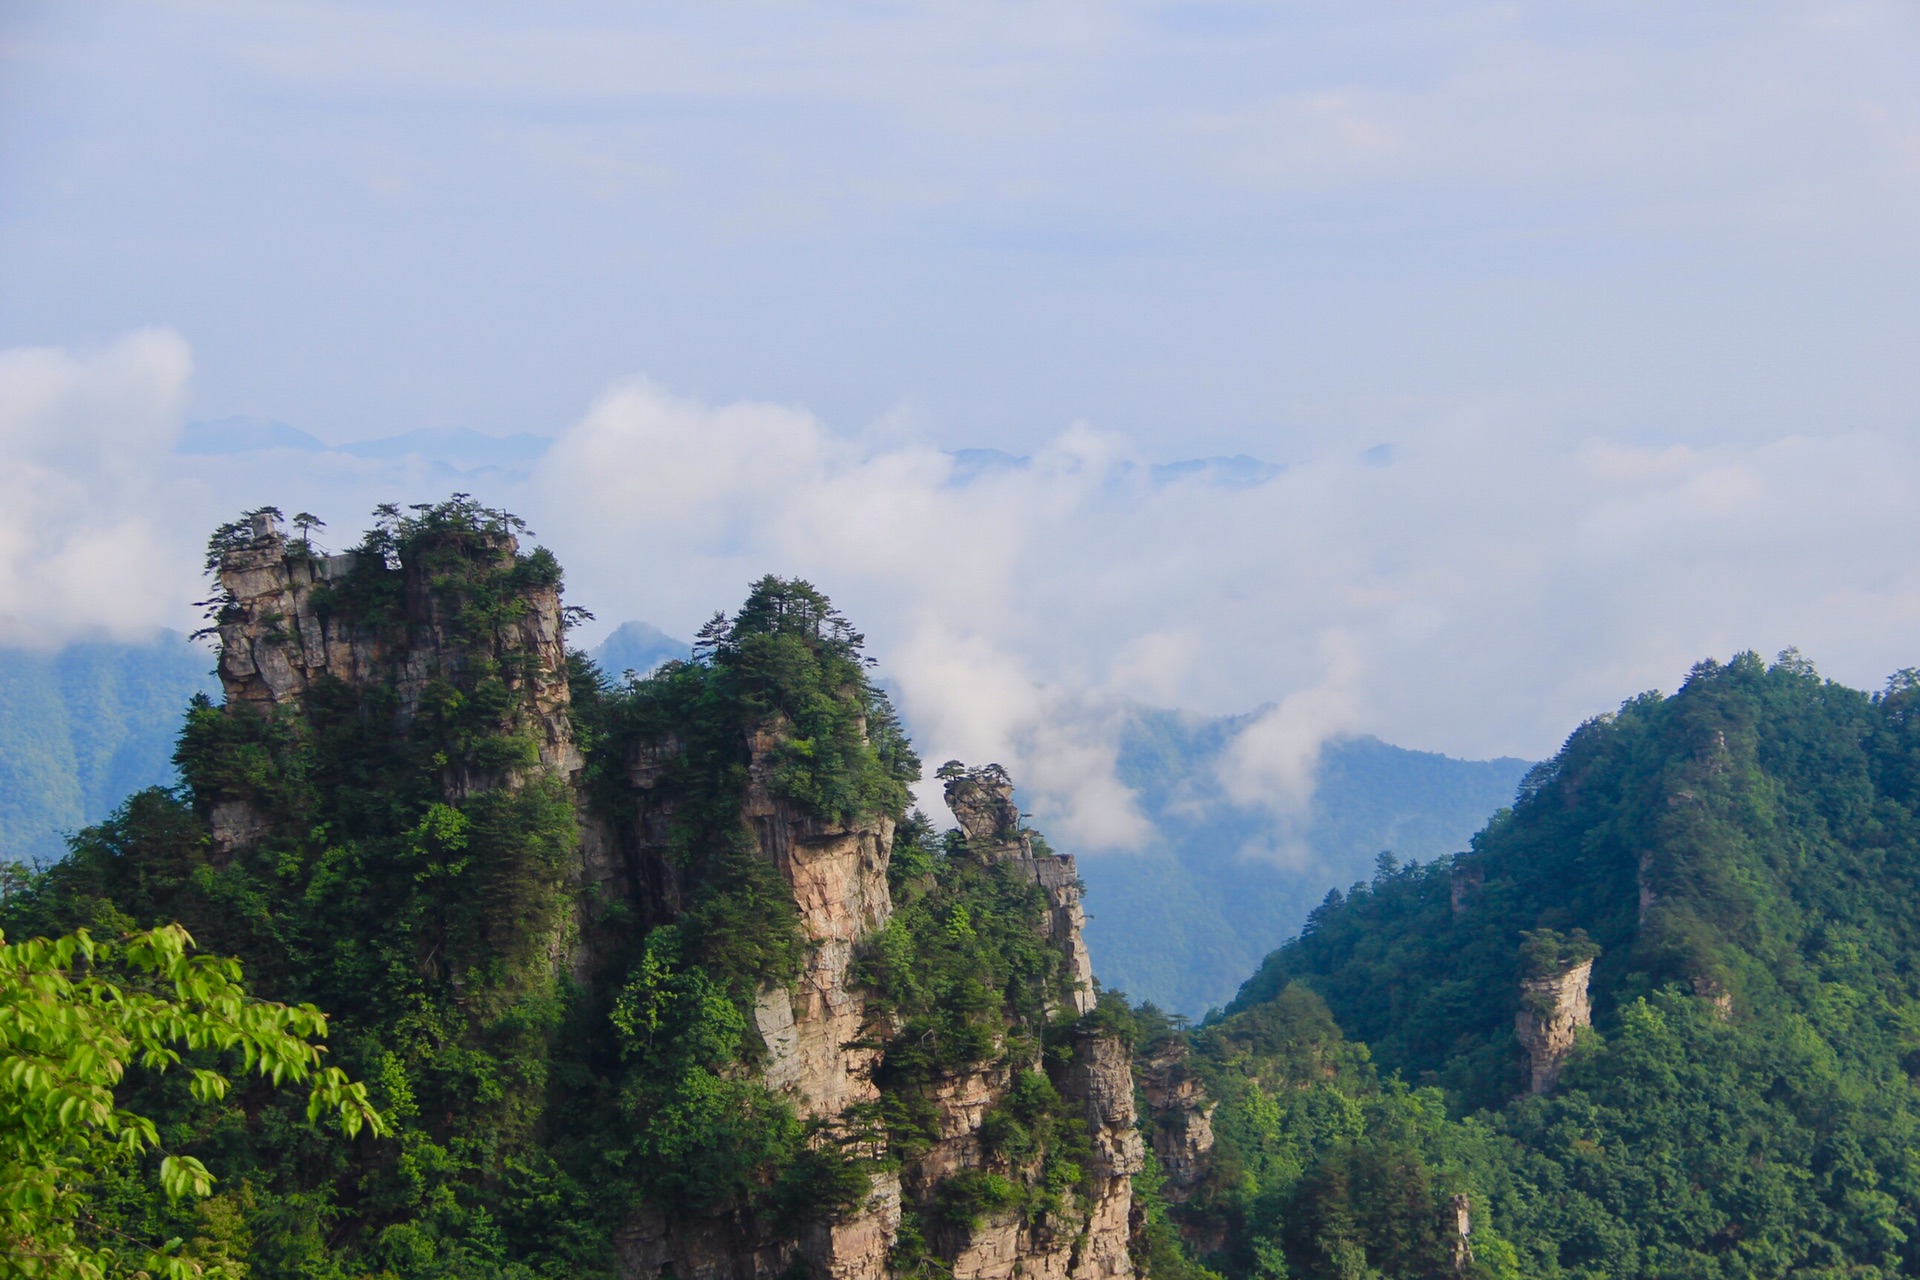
[0,631,216,863]
[178,417,554,474]
[560,632,1529,1016]
[0,611,1520,1016]
[1084,711,1530,1015]
[1143,651,1920,1278]
[591,620,689,678]
[1,502,1169,1280]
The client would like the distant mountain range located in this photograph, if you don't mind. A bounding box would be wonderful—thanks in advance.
[179,420,1293,495]
[178,417,553,475]
[0,623,1525,1015]
[0,632,217,864]
[1091,710,1530,1014]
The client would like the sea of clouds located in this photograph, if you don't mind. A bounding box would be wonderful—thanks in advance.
[4,332,1919,853]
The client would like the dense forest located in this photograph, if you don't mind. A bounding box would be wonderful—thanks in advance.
[1158,650,1920,1278]
[0,501,1162,1279]
[11,499,1920,1280]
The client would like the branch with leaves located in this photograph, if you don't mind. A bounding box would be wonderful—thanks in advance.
[1,923,384,1280]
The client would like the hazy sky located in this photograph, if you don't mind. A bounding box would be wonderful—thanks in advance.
[3,2,1919,847]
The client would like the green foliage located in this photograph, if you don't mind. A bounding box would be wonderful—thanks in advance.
[1,509,1182,1279]
[932,1169,1022,1230]
[1131,1151,1224,1280]
[1516,928,1599,981]
[0,922,380,1280]
[861,819,1074,1155]
[1185,651,1920,1278]
[9,502,598,1278]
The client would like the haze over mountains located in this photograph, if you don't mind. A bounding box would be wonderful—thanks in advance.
[0,632,216,864]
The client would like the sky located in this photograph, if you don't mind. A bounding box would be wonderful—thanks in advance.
[2,1,1919,849]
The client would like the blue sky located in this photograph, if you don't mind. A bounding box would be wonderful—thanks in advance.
[2,2,1918,845]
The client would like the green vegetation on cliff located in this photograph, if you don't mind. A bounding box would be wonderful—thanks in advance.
[0,503,1154,1280]
[1171,651,1920,1279]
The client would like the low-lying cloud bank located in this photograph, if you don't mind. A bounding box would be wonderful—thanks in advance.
[6,334,1918,853]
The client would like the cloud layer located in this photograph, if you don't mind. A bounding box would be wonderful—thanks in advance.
[527,377,1920,848]
[5,338,1919,856]
[0,332,195,646]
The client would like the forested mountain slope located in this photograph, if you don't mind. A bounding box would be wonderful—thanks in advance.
[1150,651,1920,1278]
[0,501,1173,1280]
[0,632,216,862]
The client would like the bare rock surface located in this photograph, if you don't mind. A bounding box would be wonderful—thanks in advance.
[1516,958,1593,1095]
[1138,1043,1216,1199]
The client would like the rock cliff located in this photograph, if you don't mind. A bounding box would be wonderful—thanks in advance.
[610,761,1140,1280]
[943,763,1097,1017]
[206,508,577,856]
[1515,958,1592,1095]
[200,510,1146,1280]
[1137,1043,1215,1202]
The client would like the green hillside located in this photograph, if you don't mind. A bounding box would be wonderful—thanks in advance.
[1165,651,1920,1278]
[0,633,216,863]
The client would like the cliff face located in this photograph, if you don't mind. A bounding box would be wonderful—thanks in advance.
[609,758,1139,1280]
[198,512,1145,1280]
[935,1030,1140,1280]
[214,512,573,765]
[1515,958,1592,1095]
[1137,1043,1215,1202]
[608,720,905,1280]
[208,510,577,856]
[944,764,1097,1018]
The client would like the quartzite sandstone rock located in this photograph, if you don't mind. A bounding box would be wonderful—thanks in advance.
[212,515,1141,1280]
[1516,958,1593,1095]
[1138,1043,1216,1200]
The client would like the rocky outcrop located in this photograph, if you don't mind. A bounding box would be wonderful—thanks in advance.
[603,754,1139,1280]
[944,1033,1142,1280]
[743,721,895,1118]
[1449,1193,1473,1274]
[1450,859,1483,917]
[943,764,1096,1017]
[1516,958,1592,1095]
[210,512,1142,1280]
[213,511,574,772]
[207,509,578,857]
[1138,1043,1215,1201]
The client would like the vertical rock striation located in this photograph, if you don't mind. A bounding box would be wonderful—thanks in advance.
[1516,958,1592,1095]
[944,764,1097,1017]
[205,512,1143,1280]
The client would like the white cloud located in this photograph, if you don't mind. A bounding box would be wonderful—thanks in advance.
[0,331,195,646]
[528,374,1920,857]
[7,336,1920,868]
